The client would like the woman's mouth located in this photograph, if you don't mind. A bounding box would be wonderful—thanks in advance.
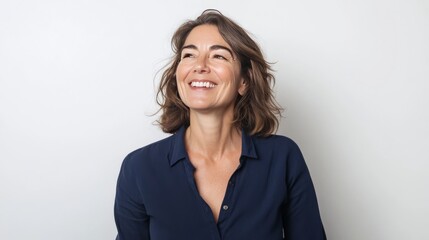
[190,81,216,88]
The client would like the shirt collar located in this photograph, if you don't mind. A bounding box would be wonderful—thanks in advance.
[169,126,188,167]
[168,126,258,167]
[241,128,258,159]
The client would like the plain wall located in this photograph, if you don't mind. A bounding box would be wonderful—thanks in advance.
[1,0,428,239]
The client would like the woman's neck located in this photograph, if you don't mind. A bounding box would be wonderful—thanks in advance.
[185,110,242,162]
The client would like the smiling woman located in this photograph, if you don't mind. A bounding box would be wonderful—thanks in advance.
[114,9,326,240]
[156,9,281,136]
[176,25,246,115]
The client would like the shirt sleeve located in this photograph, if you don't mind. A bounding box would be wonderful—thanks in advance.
[114,152,150,240]
[282,141,326,240]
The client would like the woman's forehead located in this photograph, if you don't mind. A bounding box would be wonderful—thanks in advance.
[183,24,231,49]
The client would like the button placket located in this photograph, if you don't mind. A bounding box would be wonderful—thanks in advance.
[218,176,237,223]
[218,157,246,225]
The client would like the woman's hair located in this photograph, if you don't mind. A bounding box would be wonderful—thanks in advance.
[156,9,282,137]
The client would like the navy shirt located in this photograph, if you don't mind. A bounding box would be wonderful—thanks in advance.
[114,126,326,240]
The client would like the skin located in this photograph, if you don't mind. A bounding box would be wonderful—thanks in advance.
[175,24,247,222]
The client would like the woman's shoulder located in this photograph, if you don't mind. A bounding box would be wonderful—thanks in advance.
[252,133,300,150]
[251,134,307,170]
[121,133,176,168]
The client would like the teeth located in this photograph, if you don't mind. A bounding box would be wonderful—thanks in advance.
[191,81,215,88]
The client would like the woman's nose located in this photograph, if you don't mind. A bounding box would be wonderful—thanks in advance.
[193,55,210,73]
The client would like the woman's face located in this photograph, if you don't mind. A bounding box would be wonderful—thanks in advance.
[175,24,246,114]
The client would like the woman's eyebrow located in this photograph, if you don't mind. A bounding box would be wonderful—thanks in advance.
[181,44,233,56]
[182,44,197,51]
[210,45,233,56]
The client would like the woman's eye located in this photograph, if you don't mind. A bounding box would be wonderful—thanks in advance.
[213,54,227,60]
[182,53,194,59]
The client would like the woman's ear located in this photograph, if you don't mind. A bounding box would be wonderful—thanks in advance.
[238,68,252,96]
[238,77,247,96]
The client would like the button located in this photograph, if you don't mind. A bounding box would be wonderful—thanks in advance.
[222,205,229,211]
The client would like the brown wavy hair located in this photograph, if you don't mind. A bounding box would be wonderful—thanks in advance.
[156,9,282,137]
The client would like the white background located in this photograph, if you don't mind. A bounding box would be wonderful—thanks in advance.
[1,0,428,239]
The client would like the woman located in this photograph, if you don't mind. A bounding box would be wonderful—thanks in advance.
[114,9,326,240]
